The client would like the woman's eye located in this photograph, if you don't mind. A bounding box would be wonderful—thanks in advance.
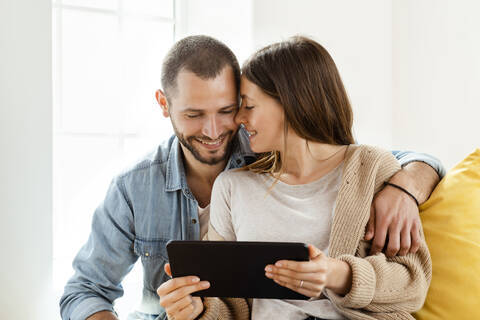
[245,105,254,110]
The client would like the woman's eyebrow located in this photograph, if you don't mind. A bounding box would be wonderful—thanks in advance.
[240,94,254,101]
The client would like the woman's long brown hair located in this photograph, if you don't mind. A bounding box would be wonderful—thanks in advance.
[241,36,355,176]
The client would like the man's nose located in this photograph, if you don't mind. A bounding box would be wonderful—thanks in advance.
[202,116,221,139]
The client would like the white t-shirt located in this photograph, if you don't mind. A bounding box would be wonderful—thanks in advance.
[198,204,210,240]
[209,165,345,320]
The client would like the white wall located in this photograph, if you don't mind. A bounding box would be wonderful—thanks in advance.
[182,0,480,169]
[177,0,394,148]
[0,0,55,319]
[176,0,254,64]
[252,0,394,148]
[392,0,480,170]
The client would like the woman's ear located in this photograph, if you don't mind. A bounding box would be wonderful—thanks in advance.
[155,90,170,118]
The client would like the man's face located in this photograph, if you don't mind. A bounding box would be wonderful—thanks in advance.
[161,67,239,165]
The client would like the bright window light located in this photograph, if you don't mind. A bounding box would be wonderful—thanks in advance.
[52,1,175,318]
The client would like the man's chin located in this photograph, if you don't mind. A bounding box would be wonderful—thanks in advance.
[194,146,229,165]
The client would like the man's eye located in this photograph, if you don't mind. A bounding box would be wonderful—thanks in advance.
[186,114,199,118]
[220,109,234,114]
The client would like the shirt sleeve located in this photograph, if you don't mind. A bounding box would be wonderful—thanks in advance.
[59,176,138,320]
[209,172,237,241]
[391,150,446,178]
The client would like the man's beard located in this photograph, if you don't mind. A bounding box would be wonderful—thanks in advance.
[172,121,236,165]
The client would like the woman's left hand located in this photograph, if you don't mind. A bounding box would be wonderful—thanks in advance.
[265,244,330,298]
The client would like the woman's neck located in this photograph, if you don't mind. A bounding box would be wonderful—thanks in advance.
[277,136,348,185]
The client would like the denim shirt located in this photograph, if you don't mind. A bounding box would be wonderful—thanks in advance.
[60,130,445,320]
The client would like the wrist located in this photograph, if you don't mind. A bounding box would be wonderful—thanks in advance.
[384,181,419,206]
[388,169,423,204]
[326,258,352,296]
[389,162,440,204]
[86,311,118,320]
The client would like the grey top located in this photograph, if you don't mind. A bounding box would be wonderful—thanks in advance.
[210,164,346,319]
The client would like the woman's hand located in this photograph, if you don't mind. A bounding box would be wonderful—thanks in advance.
[265,245,352,297]
[157,263,210,320]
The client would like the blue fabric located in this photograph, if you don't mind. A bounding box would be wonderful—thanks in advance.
[392,150,446,178]
[59,133,444,320]
[60,131,254,320]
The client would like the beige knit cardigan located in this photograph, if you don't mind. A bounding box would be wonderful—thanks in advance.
[199,145,432,320]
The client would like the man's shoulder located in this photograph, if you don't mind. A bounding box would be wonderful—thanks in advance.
[116,135,176,181]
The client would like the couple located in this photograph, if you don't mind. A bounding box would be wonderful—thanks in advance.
[60,35,442,320]
[157,36,432,320]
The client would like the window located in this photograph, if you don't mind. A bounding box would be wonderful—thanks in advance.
[52,0,175,317]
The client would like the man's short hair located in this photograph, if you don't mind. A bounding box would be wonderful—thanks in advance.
[161,35,240,101]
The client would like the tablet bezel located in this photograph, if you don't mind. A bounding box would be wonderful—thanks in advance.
[166,240,310,300]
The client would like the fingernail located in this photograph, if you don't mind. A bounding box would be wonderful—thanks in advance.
[201,281,210,288]
[265,272,272,278]
[192,277,200,283]
[265,266,272,272]
[275,262,282,267]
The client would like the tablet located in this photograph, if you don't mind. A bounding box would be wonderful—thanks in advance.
[166,240,310,300]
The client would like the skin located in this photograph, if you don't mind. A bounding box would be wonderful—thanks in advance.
[155,66,238,320]
[366,161,440,256]
[238,76,440,297]
[238,76,353,296]
[86,69,439,320]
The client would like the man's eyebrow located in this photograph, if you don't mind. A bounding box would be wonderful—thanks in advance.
[220,103,238,110]
[182,104,237,113]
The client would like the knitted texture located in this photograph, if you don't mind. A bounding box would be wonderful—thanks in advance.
[200,145,432,320]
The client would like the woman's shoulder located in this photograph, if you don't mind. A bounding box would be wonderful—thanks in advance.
[215,169,261,187]
[346,144,396,163]
[344,145,401,191]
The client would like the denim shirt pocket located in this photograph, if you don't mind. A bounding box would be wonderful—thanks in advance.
[134,238,170,292]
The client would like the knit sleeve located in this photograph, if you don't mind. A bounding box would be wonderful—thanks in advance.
[197,297,250,320]
[326,147,432,313]
[327,242,431,312]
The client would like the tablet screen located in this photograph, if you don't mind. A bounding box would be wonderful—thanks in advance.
[166,240,310,300]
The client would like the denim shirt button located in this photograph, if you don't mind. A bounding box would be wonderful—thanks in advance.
[192,218,197,224]
[145,252,150,257]
[236,159,242,165]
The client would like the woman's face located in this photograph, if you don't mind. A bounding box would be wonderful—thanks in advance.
[235,76,285,153]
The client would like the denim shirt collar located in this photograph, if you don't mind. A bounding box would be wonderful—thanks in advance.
[165,137,188,192]
[164,130,255,193]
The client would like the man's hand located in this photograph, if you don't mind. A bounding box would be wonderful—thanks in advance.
[86,311,118,320]
[157,263,210,320]
[365,162,440,257]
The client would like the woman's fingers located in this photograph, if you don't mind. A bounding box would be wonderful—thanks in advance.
[265,245,328,298]
[273,278,322,298]
[266,272,325,291]
[265,267,327,285]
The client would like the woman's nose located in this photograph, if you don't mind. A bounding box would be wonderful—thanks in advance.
[234,107,246,126]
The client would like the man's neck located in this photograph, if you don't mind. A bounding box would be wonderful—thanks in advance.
[182,149,227,184]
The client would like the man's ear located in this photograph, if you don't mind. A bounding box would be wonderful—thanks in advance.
[155,89,170,118]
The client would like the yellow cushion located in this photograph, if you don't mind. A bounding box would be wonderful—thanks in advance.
[414,149,480,320]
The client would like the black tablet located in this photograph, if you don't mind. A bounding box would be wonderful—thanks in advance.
[166,240,310,300]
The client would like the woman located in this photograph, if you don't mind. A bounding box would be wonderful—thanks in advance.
[201,36,432,320]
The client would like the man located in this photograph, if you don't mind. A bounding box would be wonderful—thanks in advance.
[60,35,444,320]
